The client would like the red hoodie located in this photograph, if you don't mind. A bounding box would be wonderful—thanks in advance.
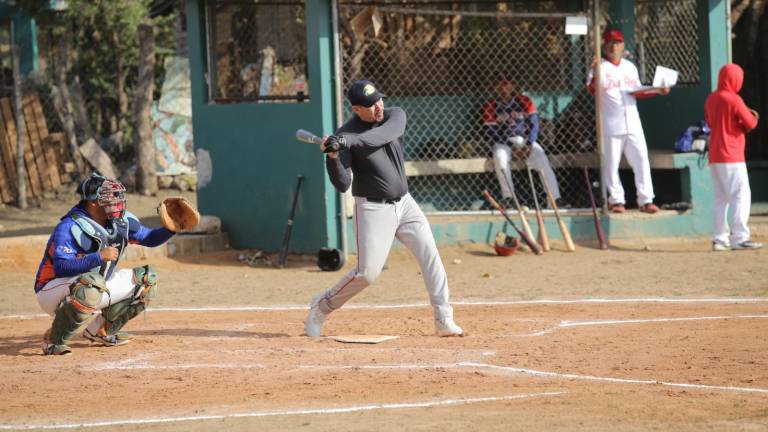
[704,64,759,163]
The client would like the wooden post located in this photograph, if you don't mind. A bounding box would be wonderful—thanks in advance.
[134,23,157,195]
[11,41,26,209]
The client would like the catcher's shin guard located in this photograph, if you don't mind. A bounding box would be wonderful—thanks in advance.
[103,265,158,335]
[48,272,107,345]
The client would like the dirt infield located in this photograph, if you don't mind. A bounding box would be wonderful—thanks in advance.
[1,237,767,431]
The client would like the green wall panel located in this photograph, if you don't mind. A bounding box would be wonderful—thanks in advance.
[186,0,339,252]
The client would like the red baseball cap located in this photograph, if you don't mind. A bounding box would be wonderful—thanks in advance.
[603,29,625,43]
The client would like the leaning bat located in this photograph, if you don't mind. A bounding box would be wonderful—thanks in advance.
[483,190,542,255]
[295,129,323,145]
[500,175,540,252]
[526,167,550,252]
[539,170,575,252]
[583,167,608,249]
[277,174,304,268]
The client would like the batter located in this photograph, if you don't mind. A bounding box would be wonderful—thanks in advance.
[304,79,463,338]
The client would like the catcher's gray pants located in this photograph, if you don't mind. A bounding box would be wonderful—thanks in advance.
[314,193,454,320]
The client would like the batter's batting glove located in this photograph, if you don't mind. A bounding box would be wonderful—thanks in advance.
[323,135,349,153]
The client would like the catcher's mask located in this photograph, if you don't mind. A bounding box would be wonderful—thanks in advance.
[493,232,520,256]
[78,173,126,220]
[318,247,345,271]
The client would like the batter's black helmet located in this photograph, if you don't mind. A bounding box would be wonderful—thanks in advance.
[318,247,345,271]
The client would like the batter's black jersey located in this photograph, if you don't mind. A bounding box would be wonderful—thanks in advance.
[326,107,408,200]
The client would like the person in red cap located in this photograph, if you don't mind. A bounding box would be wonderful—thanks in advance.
[588,28,670,214]
[705,64,761,251]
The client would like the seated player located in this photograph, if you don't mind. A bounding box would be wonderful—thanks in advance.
[34,173,178,355]
[482,77,562,206]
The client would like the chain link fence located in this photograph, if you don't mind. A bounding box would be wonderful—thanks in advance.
[206,0,310,103]
[633,0,699,85]
[338,1,598,212]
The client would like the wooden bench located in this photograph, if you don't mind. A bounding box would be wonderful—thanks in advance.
[0,94,68,204]
[403,151,681,177]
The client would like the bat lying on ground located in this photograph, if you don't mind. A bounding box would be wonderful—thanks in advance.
[539,170,575,252]
[583,167,608,249]
[483,190,542,255]
[500,175,540,253]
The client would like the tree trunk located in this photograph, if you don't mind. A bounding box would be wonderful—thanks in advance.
[134,23,157,195]
[52,36,85,176]
[12,44,27,209]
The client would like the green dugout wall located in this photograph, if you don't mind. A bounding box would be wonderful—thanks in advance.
[186,0,732,252]
[185,0,341,252]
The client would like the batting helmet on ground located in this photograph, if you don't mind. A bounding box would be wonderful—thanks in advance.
[318,247,345,271]
[494,232,520,256]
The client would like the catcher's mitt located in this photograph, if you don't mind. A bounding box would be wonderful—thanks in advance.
[157,196,200,233]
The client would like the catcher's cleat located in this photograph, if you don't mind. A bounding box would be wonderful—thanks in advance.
[114,331,135,341]
[712,240,731,252]
[305,295,328,337]
[83,328,130,347]
[435,316,464,337]
[42,343,72,356]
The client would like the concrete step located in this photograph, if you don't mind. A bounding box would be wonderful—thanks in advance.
[123,232,230,260]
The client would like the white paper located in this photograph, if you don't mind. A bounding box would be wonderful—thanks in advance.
[653,65,679,87]
[565,16,588,35]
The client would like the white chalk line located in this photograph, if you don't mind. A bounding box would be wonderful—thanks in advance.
[0,391,565,430]
[3,297,768,320]
[299,361,768,395]
[519,314,768,337]
[459,362,768,395]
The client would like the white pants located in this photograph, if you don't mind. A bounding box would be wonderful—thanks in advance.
[492,142,560,201]
[602,133,655,206]
[314,193,453,320]
[710,162,752,245]
[36,268,137,335]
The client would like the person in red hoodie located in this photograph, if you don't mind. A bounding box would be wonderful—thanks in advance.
[705,63,761,251]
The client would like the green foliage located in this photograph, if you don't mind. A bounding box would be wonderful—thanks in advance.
[17,0,179,148]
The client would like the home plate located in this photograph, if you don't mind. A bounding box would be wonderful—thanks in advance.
[331,335,399,344]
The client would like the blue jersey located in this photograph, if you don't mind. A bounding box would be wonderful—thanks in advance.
[34,204,174,292]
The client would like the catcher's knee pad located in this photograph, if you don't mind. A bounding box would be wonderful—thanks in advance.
[131,265,158,304]
[49,272,107,344]
[102,265,157,335]
[103,298,146,335]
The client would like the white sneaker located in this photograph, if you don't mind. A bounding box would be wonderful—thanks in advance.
[305,296,327,337]
[712,241,731,252]
[732,240,763,250]
[435,316,463,337]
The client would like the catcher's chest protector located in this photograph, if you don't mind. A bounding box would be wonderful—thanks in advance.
[70,214,129,278]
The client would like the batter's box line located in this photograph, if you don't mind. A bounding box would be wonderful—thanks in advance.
[0,391,565,430]
[518,314,768,337]
[299,362,768,395]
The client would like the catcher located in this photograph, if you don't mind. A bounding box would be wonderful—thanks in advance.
[33,173,199,355]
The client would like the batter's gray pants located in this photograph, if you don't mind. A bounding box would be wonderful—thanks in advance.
[314,193,454,320]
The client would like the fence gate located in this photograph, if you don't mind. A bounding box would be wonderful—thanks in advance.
[336,1,598,213]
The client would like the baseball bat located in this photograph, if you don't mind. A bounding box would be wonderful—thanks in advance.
[526,167,550,252]
[277,174,304,268]
[501,175,540,252]
[583,167,608,249]
[295,129,323,145]
[539,170,575,252]
[483,190,542,255]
